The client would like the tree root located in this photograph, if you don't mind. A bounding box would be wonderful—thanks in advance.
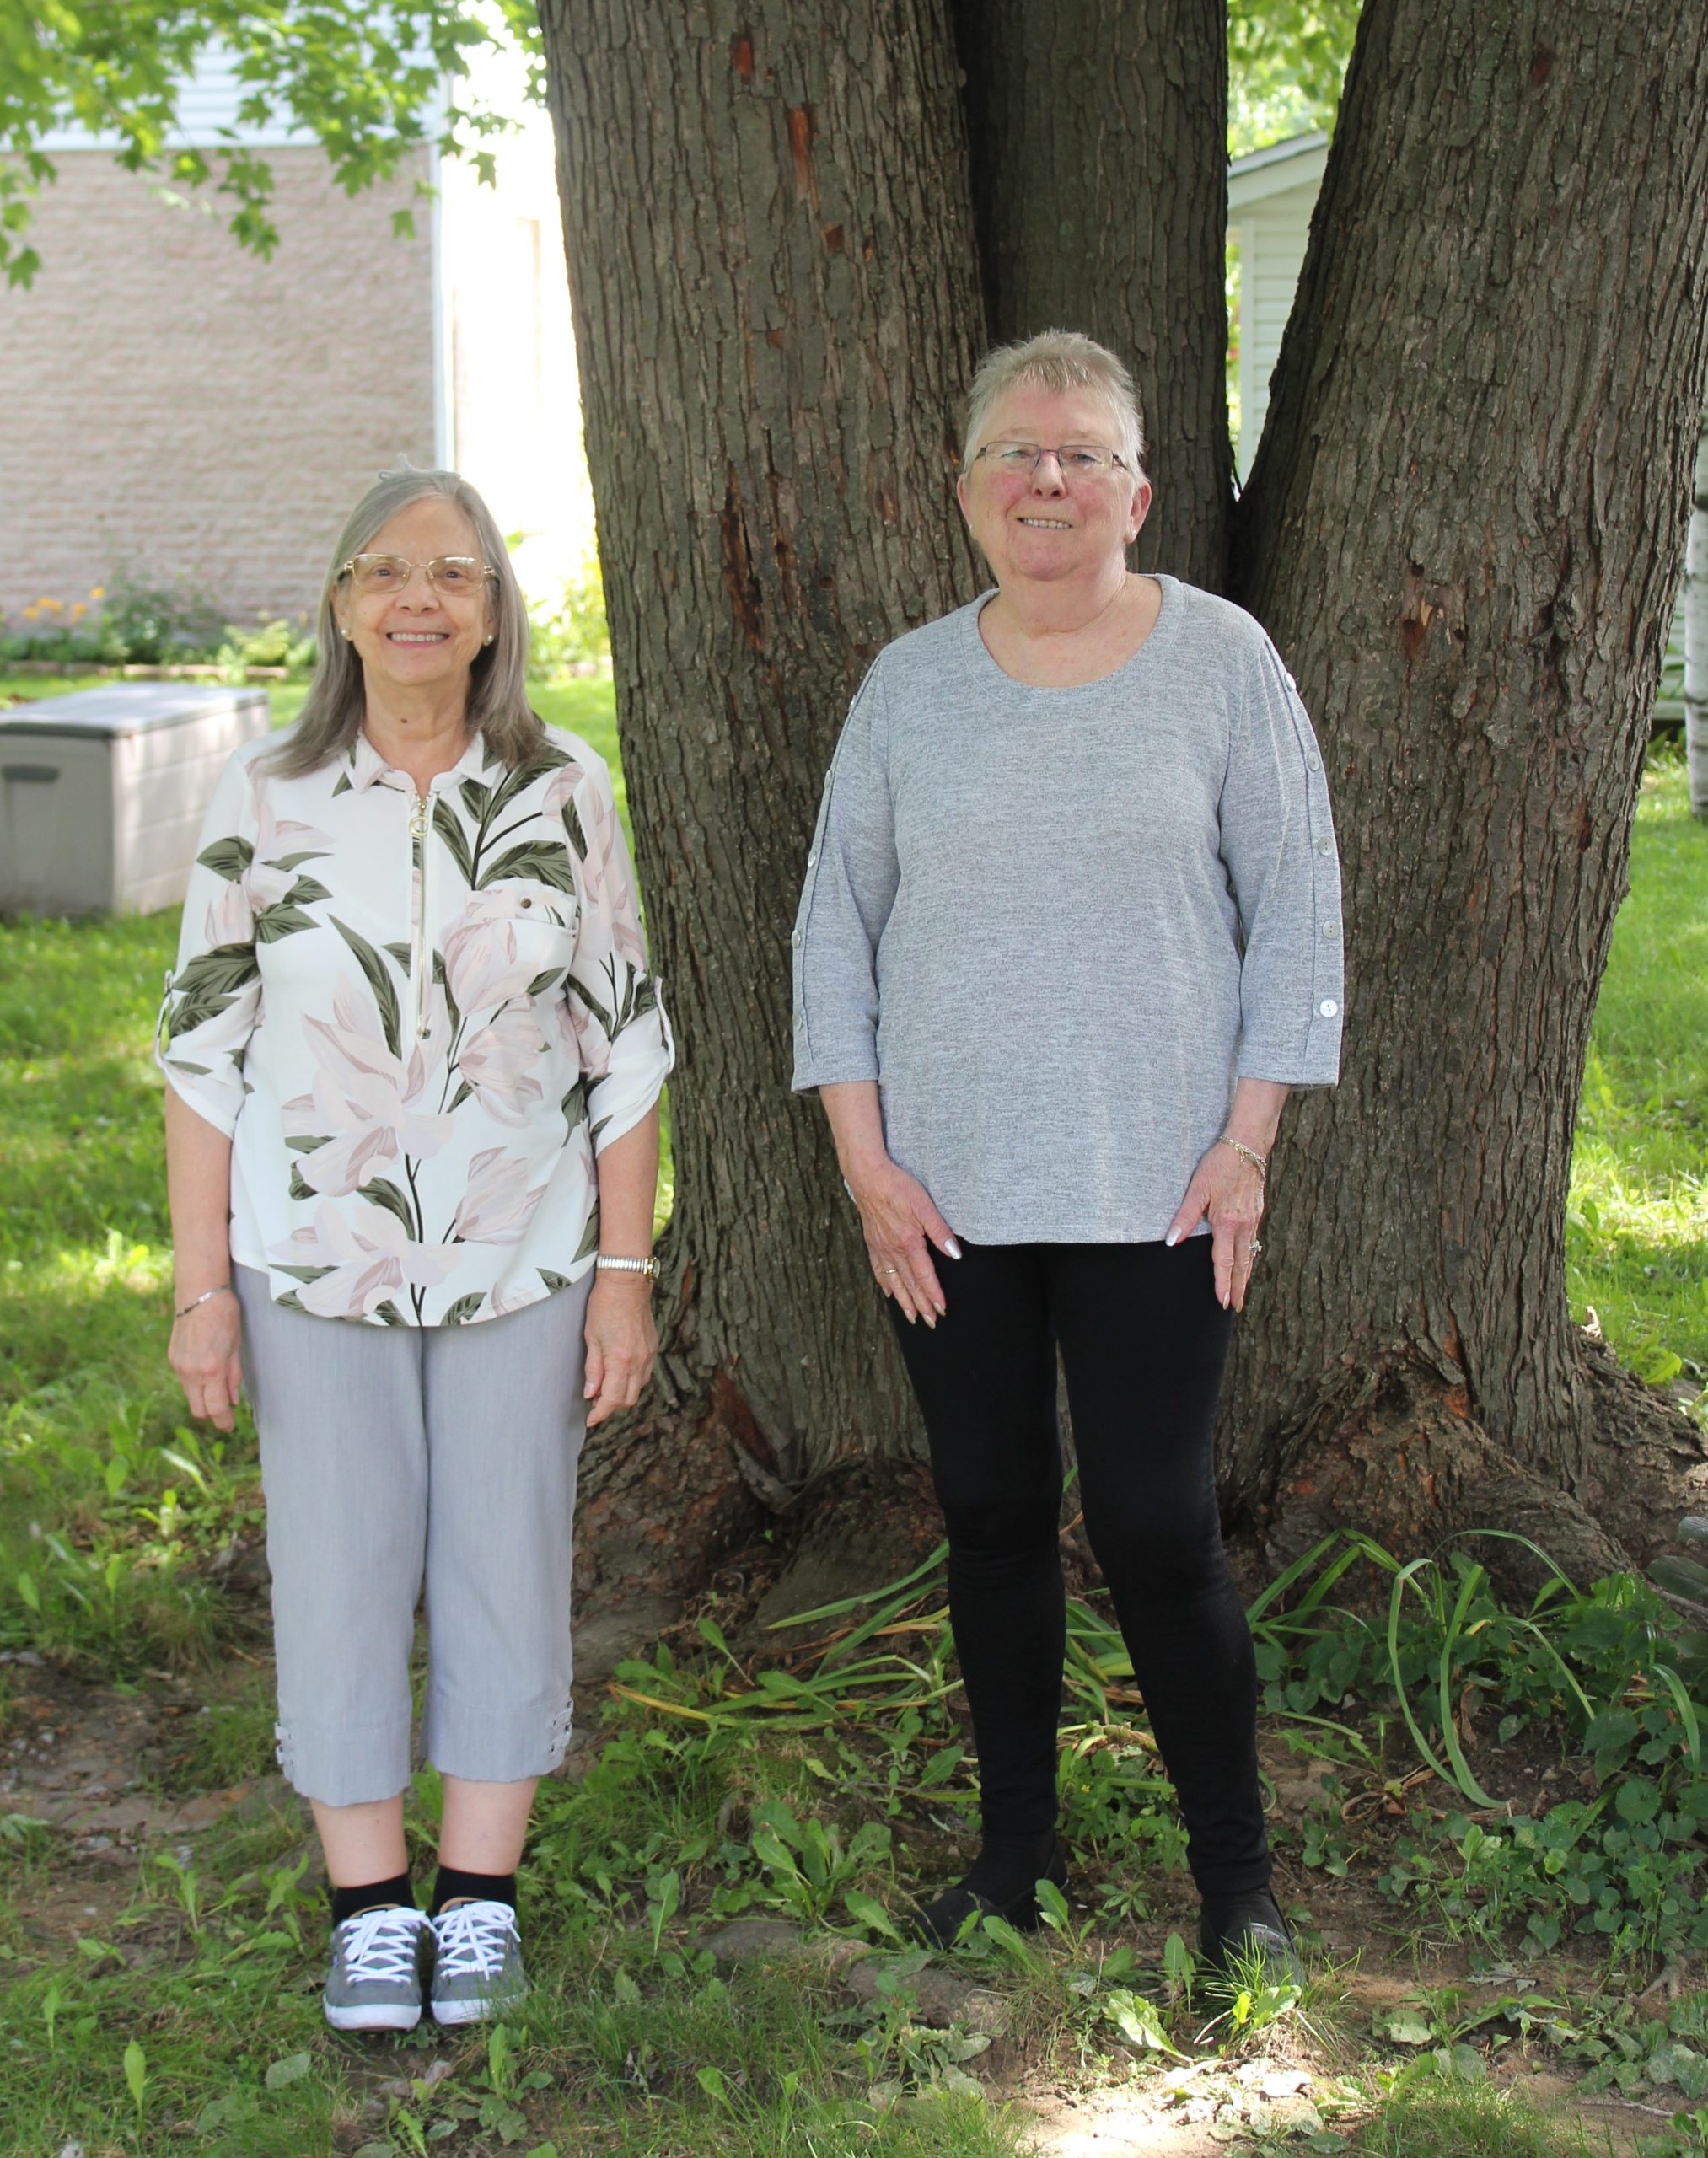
[1254,1336,1708,1598]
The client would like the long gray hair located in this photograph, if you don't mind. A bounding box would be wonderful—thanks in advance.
[266,466,545,777]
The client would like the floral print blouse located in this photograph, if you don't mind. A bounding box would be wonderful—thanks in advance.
[158,724,674,1327]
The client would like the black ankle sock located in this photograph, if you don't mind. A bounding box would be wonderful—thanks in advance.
[963,1827,1061,1905]
[430,1866,517,1918]
[330,1873,414,1929]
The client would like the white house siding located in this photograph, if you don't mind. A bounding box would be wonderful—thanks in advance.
[1229,135,1328,483]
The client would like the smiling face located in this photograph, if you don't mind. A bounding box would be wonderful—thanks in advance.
[957,384,1151,591]
[330,495,495,705]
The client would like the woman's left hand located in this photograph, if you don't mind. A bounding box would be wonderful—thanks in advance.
[583,1275,658,1428]
[1166,1143,1266,1312]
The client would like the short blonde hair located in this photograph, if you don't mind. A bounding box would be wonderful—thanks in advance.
[962,330,1147,478]
[267,466,545,778]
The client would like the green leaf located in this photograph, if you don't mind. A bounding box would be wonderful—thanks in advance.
[124,2037,147,2112]
[561,796,588,859]
[286,1133,331,1154]
[561,1076,589,1129]
[844,1888,903,1943]
[573,1207,600,1264]
[267,850,330,872]
[1377,2008,1437,2046]
[283,873,331,907]
[570,978,614,1036]
[254,903,319,942]
[15,1570,40,1613]
[332,771,353,797]
[274,1264,335,1285]
[384,941,413,970]
[538,1270,576,1292]
[196,835,254,882]
[526,967,563,997]
[265,2050,312,2088]
[331,917,402,1060]
[441,1292,486,1327]
[459,776,493,824]
[357,1178,416,1234]
[433,799,475,885]
[372,1300,409,1328]
[288,1162,316,1201]
[448,1078,475,1113]
[480,838,575,892]
[171,942,260,1001]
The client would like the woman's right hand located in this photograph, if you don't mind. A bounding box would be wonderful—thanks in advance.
[169,1290,244,1431]
[847,1157,960,1327]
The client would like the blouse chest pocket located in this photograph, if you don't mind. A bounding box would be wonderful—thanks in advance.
[439,881,581,1017]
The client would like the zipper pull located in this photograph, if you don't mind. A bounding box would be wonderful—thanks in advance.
[410,792,428,840]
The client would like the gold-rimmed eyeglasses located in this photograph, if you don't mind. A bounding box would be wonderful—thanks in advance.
[974,441,1131,477]
[338,553,498,595]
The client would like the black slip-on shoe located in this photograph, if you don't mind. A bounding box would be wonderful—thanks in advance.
[914,1837,1069,1949]
[1198,1887,1304,1985]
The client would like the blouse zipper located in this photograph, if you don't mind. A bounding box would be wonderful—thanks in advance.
[410,789,431,1041]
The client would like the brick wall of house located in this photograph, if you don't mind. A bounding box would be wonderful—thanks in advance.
[0,148,438,636]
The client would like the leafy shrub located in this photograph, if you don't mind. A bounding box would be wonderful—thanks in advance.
[527,551,611,678]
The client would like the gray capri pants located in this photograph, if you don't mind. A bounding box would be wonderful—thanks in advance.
[234,1266,594,1808]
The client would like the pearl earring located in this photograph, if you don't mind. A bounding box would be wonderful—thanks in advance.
[482,633,494,646]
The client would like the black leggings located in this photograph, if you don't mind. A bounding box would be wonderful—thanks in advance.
[888,1236,1269,1898]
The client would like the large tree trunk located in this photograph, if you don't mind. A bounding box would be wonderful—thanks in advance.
[1226,0,1708,1580]
[539,0,987,1594]
[948,0,1232,586]
[1687,410,1708,820]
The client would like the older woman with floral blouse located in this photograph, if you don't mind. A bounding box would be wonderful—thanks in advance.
[161,468,671,2032]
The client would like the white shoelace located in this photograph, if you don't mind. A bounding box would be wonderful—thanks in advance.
[337,1904,427,1983]
[432,1898,518,1978]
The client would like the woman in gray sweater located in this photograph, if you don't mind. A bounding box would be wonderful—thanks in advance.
[791,330,1342,1973]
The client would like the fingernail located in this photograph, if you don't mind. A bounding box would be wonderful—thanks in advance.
[1165,1229,1179,1247]
[945,1237,963,1259]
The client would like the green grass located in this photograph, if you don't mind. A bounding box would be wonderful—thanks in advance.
[1568,744,1708,1388]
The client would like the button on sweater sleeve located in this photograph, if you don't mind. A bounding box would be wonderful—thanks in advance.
[1219,635,1345,1086]
[566,754,674,1152]
[154,745,266,1137]
[791,663,898,1089]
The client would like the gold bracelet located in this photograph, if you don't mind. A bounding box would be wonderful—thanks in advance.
[1217,1135,1267,1179]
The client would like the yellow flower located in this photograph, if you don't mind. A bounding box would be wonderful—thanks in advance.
[89,586,105,601]
[21,604,39,620]
[38,596,62,614]
[71,602,88,618]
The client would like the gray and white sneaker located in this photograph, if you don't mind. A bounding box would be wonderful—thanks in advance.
[429,1898,526,2026]
[323,1903,431,2032]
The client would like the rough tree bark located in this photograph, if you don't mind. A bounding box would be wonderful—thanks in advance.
[537,0,986,1595]
[948,0,1232,586]
[1226,0,1708,1581]
[540,0,1708,1609]
[1686,409,1708,820]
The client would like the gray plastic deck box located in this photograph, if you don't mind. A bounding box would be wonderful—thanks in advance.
[0,684,271,916]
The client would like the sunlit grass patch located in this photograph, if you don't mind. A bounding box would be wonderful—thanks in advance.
[1568,749,1708,1385]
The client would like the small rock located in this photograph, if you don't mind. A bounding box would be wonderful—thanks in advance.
[0,1650,44,1666]
[697,1919,806,1962]
[842,1957,1009,2037]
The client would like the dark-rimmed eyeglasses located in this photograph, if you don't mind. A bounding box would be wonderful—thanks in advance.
[338,554,498,595]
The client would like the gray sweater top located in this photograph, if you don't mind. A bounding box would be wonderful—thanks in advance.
[790,575,1344,1244]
